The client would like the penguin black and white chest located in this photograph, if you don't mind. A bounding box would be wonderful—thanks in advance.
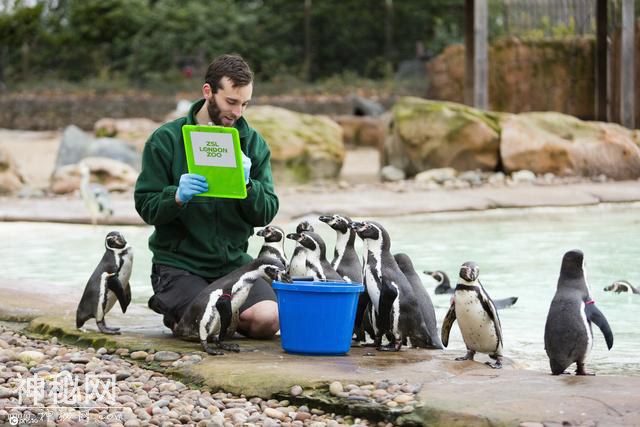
[256,225,287,268]
[544,249,613,375]
[286,231,342,281]
[76,231,133,335]
[425,269,518,310]
[441,262,504,368]
[320,214,372,343]
[604,280,639,294]
[288,220,314,277]
[175,258,290,355]
[318,214,362,283]
[350,221,429,351]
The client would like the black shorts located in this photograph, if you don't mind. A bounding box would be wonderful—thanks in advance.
[147,264,276,330]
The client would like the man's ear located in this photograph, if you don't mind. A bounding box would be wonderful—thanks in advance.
[202,83,213,98]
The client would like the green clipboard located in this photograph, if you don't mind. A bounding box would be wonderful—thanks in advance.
[182,125,247,199]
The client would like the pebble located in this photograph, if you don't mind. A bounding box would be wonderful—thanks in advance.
[0,326,425,426]
[153,351,180,362]
[130,351,148,360]
[329,381,343,396]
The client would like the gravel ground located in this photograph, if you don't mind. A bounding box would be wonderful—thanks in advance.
[0,326,421,426]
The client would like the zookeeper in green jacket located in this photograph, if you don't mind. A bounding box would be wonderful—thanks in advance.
[134,54,279,338]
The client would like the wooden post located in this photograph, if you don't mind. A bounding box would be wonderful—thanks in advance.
[384,0,394,78]
[464,0,488,109]
[302,0,312,82]
[620,0,635,128]
[595,0,608,121]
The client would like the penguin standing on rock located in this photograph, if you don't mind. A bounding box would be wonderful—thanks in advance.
[350,220,436,351]
[441,262,504,368]
[394,254,443,349]
[174,258,290,355]
[319,214,374,343]
[288,221,314,277]
[285,231,342,281]
[76,231,133,334]
[256,225,287,268]
[545,249,613,375]
[424,269,518,310]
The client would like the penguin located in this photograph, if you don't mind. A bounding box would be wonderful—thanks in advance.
[544,249,613,375]
[603,280,639,294]
[441,262,504,368]
[174,258,291,355]
[424,269,518,310]
[285,231,342,281]
[76,231,133,334]
[318,214,373,343]
[350,220,437,351]
[394,253,443,349]
[256,225,287,268]
[288,220,314,277]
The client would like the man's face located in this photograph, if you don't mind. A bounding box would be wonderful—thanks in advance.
[206,76,253,127]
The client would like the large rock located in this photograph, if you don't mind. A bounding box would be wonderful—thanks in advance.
[56,125,140,170]
[333,115,386,148]
[50,157,138,194]
[501,112,640,179]
[243,106,345,183]
[94,118,160,152]
[0,146,25,194]
[383,97,501,176]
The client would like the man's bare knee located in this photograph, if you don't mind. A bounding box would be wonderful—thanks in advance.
[239,301,279,339]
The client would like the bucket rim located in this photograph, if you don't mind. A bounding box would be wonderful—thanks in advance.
[272,280,364,293]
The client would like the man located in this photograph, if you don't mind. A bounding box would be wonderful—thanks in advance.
[134,54,279,338]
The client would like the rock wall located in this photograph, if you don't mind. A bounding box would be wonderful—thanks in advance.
[427,37,596,119]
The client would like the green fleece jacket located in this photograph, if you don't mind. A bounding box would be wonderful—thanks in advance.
[134,99,279,279]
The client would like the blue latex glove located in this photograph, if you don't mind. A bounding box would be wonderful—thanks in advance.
[176,173,208,204]
[242,152,252,185]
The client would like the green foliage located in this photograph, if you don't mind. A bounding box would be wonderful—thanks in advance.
[0,0,466,88]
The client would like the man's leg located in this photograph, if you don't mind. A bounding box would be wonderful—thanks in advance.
[148,264,209,331]
[237,278,279,339]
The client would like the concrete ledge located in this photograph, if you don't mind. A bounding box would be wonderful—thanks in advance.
[18,313,640,427]
[2,181,640,224]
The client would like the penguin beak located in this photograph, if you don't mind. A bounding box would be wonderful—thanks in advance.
[349,221,364,231]
[318,215,332,224]
[278,271,293,283]
[256,228,266,237]
[286,233,301,242]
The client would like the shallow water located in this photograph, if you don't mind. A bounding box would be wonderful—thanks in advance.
[1,203,638,375]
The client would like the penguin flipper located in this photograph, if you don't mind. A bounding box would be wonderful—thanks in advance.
[493,296,518,310]
[106,274,129,313]
[585,303,614,350]
[441,303,456,347]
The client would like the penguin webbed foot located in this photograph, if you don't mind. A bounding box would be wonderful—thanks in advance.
[201,339,224,356]
[218,342,240,353]
[576,363,595,376]
[485,356,503,369]
[377,341,401,352]
[455,350,475,361]
[96,320,121,335]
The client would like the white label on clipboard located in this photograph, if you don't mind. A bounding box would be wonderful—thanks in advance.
[190,131,237,167]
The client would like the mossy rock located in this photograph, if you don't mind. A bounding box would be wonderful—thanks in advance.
[244,106,345,184]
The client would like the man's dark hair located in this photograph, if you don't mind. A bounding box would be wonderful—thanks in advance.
[205,54,253,92]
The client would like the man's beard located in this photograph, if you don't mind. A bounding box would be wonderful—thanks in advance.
[207,98,235,126]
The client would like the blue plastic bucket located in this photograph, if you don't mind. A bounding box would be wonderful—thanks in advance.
[272,280,364,355]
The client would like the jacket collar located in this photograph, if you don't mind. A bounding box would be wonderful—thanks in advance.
[187,98,250,138]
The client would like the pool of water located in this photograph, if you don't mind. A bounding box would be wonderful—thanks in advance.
[1,202,638,375]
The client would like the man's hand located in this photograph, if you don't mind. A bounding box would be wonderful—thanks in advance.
[176,173,208,205]
[242,152,252,185]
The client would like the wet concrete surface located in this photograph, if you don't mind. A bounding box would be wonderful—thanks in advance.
[1,277,639,426]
